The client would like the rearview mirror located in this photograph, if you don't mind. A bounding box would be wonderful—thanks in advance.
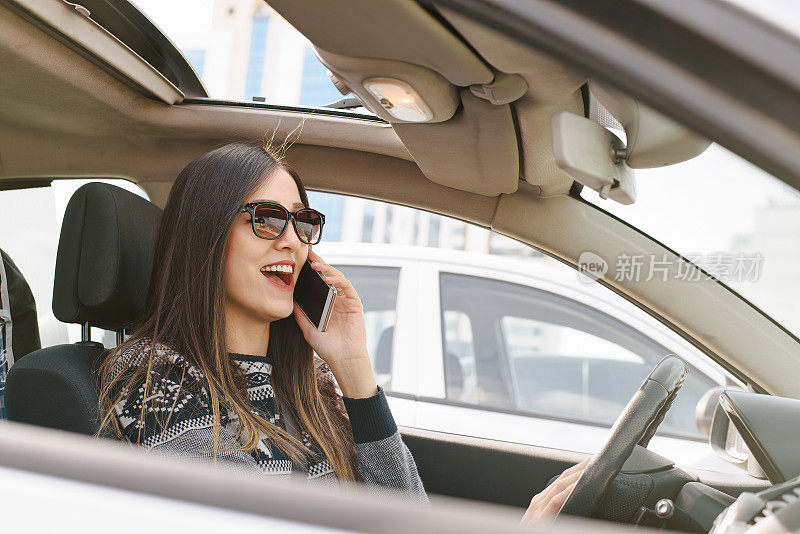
[551,111,636,205]
[590,82,711,168]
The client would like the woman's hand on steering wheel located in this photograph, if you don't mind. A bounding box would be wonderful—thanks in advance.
[521,458,590,525]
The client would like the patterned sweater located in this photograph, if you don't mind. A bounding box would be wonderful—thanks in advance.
[110,339,428,504]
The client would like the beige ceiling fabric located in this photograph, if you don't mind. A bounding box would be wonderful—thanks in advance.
[437,5,587,197]
[515,91,585,196]
[393,89,519,196]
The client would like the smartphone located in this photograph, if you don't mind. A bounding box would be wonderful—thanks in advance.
[294,260,336,332]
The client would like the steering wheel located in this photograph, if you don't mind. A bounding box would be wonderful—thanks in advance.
[558,355,689,518]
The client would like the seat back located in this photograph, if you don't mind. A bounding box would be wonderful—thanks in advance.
[5,183,162,434]
[1,248,42,419]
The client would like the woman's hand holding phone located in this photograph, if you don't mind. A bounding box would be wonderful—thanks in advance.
[292,249,378,398]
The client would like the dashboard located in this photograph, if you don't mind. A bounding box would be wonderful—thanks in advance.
[711,476,800,533]
[629,389,800,533]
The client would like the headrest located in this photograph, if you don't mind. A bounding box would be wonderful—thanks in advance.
[53,183,162,331]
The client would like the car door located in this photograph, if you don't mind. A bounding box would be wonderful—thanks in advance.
[411,259,737,474]
[320,245,421,428]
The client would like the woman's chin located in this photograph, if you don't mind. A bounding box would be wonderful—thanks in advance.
[262,304,294,322]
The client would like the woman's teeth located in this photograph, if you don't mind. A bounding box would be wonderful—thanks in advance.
[261,264,293,273]
[260,265,292,286]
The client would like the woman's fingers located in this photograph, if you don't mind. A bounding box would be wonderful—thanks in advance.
[306,251,353,290]
[537,459,589,501]
[317,271,351,296]
[306,248,323,262]
[529,471,582,522]
[538,477,581,520]
[306,250,338,274]
[543,467,583,502]
[311,260,342,279]
[563,457,591,476]
[522,459,589,524]
[292,303,314,335]
[308,260,355,297]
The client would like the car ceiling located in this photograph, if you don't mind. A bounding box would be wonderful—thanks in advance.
[267,0,585,197]
[2,0,800,398]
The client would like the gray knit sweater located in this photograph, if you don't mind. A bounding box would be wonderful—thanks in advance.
[110,339,428,504]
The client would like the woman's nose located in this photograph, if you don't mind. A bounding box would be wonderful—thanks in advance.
[274,220,304,250]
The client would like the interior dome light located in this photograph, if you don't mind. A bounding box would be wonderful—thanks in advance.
[363,78,434,122]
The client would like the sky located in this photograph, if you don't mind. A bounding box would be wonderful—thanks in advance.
[723,0,800,37]
[586,144,799,254]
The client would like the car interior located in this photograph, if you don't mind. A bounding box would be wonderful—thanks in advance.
[2,0,800,532]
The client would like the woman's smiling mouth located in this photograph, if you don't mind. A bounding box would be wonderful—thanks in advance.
[260,262,295,290]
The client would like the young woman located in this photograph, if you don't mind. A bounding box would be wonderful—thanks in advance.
[97,141,584,516]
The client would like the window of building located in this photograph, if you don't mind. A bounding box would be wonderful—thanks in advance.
[307,191,344,242]
[131,1,355,108]
[243,14,269,100]
[298,47,344,106]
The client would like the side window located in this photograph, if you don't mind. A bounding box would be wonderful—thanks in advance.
[0,179,150,351]
[442,310,478,403]
[439,272,718,438]
[334,266,400,390]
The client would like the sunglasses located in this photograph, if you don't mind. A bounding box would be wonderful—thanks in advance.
[240,201,325,245]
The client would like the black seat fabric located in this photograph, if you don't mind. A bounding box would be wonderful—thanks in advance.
[1,248,42,420]
[52,182,162,330]
[5,343,108,433]
[6,183,162,434]
[0,248,42,364]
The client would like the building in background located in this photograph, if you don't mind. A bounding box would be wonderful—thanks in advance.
[730,196,800,334]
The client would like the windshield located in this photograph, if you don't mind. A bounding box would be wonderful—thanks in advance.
[130,0,358,108]
[581,143,800,338]
[721,0,800,39]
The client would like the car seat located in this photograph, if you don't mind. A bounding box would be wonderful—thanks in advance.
[5,183,162,434]
[0,248,42,363]
[1,248,42,418]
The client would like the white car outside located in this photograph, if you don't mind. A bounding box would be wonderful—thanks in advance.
[315,242,741,474]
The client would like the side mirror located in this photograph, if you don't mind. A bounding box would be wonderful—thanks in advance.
[706,389,769,480]
[695,385,727,438]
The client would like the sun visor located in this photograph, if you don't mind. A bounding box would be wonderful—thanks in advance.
[590,82,711,168]
[392,90,519,196]
[436,5,586,196]
[265,0,492,87]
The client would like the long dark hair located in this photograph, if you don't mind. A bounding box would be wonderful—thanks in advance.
[97,141,359,480]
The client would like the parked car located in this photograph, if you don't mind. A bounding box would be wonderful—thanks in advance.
[318,242,738,473]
